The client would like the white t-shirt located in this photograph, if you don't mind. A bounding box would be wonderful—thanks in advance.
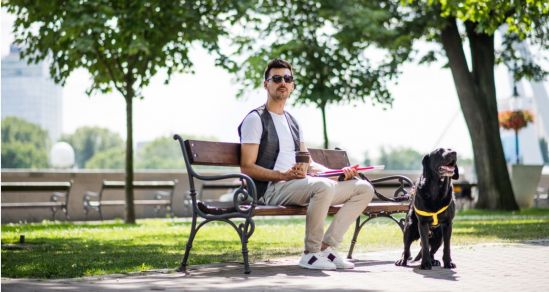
[240,111,304,172]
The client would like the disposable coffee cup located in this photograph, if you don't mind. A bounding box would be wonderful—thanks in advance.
[295,151,310,176]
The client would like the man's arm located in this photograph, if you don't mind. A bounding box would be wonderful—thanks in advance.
[240,143,304,181]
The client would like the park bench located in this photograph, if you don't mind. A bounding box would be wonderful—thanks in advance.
[173,135,413,274]
[1,181,73,220]
[83,180,178,220]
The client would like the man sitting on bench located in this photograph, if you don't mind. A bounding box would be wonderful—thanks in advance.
[239,59,375,270]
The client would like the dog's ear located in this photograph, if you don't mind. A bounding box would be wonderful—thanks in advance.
[422,154,430,177]
[452,165,460,180]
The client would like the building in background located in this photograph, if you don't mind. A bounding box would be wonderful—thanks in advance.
[1,43,63,142]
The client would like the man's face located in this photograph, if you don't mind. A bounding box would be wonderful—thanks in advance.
[264,68,294,101]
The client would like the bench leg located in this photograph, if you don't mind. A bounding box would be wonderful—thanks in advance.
[239,219,254,274]
[347,215,375,259]
[346,213,406,259]
[98,206,104,221]
[51,207,57,221]
[177,212,198,273]
[62,207,69,220]
[347,217,361,259]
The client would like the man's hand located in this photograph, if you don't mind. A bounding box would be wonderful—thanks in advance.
[341,164,359,180]
[280,165,307,181]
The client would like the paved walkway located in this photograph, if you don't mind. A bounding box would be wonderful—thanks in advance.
[2,241,549,291]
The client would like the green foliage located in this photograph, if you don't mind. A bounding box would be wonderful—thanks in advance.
[406,0,549,80]
[136,136,183,169]
[228,0,402,148]
[85,147,125,169]
[377,147,423,170]
[1,117,49,168]
[61,127,124,168]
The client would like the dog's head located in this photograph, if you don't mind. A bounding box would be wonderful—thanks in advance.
[422,148,459,180]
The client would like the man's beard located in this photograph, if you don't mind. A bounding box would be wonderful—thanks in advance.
[270,87,291,100]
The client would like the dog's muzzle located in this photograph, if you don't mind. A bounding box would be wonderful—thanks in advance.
[438,165,455,177]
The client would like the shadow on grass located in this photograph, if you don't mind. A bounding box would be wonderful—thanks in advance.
[1,221,303,279]
[453,218,549,244]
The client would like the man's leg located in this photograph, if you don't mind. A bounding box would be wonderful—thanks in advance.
[264,177,335,253]
[322,179,374,248]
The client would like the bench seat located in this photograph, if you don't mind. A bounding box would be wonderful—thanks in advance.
[83,180,177,220]
[197,201,409,216]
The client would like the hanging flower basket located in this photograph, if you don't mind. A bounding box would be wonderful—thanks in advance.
[498,110,534,131]
[498,110,534,164]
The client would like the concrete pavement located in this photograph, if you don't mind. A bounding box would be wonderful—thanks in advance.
[2,241,549,291]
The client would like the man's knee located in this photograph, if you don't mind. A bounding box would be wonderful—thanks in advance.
[355,180,375,201]
[310,179,335,201]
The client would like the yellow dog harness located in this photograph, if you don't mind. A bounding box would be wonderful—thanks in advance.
[414,204,450,226]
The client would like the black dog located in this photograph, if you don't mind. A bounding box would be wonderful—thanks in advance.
[395,148,459,269]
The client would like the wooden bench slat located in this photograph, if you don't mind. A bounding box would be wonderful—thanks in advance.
[101,181,176,189]
[2,202,65,208]
[309,148,350,169]
[186,140,241,166]
[97,200,171,206]
[1,182,72,192]
[197,201,409,216]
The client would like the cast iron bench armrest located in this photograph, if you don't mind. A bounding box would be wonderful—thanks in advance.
[367,175,414,202]
[191,172,257,220]
[50,192,67,202]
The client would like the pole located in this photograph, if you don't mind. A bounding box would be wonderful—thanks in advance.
[515,129,520,164]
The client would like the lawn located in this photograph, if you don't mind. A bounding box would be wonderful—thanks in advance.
[2,208,549,278]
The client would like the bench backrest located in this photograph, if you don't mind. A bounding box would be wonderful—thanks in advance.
[183,139,350,169]
[1,181,72,205]
[101,180,177,189]
[1,182,72,192]
[98,180,178,201]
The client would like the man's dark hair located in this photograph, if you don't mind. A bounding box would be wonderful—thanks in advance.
[264,58,293,80]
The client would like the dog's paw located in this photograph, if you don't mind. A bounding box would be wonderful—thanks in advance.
[432,259,441,266]
[443,261,456,269]
[420,261,432,270]
[395,259,408,266]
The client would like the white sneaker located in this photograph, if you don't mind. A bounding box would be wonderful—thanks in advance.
[299,252,337,270]
[322,247,355,269]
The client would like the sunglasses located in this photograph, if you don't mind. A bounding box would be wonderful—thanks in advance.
[266,75,294,83]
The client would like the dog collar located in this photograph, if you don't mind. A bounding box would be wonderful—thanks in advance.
[414,204,450,226]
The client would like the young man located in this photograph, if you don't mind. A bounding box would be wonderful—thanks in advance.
[238,59,374,270]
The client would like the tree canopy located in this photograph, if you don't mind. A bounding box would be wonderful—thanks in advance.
[5,0,252,223]
[61,127,124,168]
[227,0,402,148]
[1,117,50,169]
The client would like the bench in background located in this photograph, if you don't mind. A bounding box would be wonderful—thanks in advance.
[1,181,73,220]
[174,135,413,274]
[83,180,178,220]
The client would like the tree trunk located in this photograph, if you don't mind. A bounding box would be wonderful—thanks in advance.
[124,86,136,224]
[440,18,518,210]
[320,102,329,149]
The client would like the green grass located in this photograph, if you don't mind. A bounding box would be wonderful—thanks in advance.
[2,208,549,279]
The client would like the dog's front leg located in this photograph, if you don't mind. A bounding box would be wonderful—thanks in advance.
[419,222,432,270]
[395,225,414,266]
[442,222,456,268]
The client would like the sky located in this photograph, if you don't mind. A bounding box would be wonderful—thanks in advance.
[2,9,543,164]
